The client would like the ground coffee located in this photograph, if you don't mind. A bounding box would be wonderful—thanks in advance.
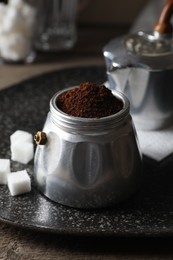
[56,82,123,118]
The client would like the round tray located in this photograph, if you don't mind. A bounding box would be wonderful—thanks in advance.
[0,66,173,236]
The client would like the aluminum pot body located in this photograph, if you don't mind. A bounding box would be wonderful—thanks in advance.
[103,36,173,130]
[34,88,142,208]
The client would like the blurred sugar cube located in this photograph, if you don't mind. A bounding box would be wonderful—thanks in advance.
[8,0,24,8]
[8,169,31,196]
[10,130,34,164]
[0,0,36,62]
[0,159,10,184]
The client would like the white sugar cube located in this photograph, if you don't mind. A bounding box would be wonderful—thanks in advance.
[2,6,25,33]
[0,4,7,26]
[8,170,31,196]
[0,159,10,184]
[10,130,33,145]
[11,140,34,164]
[0,33,30,61]
[10,130,34,164]
[8,0,24,8]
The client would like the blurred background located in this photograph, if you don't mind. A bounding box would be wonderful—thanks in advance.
[78,0,147,27]
[0,0,148,28]
[0,0,160,87]
[0,0,152,59]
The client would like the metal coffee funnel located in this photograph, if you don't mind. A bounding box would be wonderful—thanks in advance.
[103,0,173,130]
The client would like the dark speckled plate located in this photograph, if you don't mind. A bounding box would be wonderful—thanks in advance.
[1,66,173,237]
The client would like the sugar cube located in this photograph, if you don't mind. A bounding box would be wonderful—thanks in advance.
[10,130,34,164]
[8,169,31,196]
[11,140,34,164]
[10,130,33,145]
[0,158,10,184]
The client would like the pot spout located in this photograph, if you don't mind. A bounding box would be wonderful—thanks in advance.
[107,61,132,92]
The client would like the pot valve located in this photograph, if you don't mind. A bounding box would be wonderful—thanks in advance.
[34,131,47,145]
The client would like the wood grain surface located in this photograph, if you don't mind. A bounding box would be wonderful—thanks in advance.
[0,222,173,259]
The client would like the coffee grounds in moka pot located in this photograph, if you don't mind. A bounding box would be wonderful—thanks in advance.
[56,82,123,118]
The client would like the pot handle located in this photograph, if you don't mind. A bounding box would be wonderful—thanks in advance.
[154,0,173,34]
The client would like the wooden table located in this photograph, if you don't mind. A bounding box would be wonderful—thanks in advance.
[1,25,173,260]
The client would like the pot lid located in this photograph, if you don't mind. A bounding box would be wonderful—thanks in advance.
[104,35,173,70]
[124,31,172,57]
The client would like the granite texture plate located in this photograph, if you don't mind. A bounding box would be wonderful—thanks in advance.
[0,66,173,237]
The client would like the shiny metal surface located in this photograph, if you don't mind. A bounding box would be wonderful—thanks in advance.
[103,35,173,130]
[124,31,173,56]
[34,88,142,208]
